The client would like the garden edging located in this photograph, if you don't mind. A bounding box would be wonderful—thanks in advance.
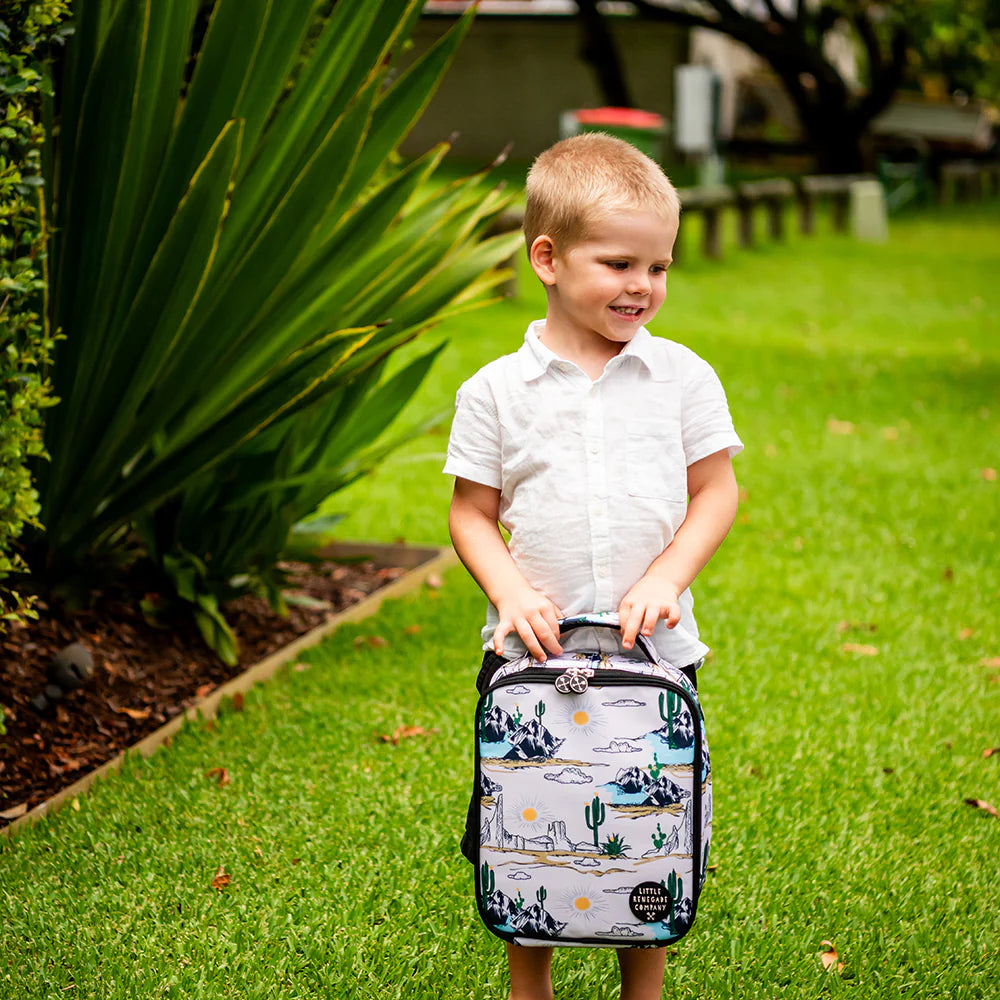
[3,541,457,840]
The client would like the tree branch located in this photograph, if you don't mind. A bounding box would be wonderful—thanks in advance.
[852,23,909,127]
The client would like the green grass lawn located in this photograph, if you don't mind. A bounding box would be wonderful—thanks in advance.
[2,201,998,999]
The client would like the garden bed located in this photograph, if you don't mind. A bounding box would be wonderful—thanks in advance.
[0,542,451,832]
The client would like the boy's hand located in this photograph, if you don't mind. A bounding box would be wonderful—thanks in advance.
[617,577,682,651]
[493,586,564,662]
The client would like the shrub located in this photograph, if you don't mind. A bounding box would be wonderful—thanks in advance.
[32,0,519,660]
[0,0,70,629]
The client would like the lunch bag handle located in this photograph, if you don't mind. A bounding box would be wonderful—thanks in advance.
[557,612,659,665]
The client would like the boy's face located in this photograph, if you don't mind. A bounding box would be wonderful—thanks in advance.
[531,209,677,352]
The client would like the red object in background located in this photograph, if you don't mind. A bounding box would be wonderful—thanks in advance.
[573,107,666,129]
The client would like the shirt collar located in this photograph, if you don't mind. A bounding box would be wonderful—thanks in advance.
[518,320,671,382]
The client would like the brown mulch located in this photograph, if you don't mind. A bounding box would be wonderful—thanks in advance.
[0,558,407,828]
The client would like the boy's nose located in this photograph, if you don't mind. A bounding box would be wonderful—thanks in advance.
[627,273,650,294]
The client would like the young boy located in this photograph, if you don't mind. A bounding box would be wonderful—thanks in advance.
[444,133,743,1000]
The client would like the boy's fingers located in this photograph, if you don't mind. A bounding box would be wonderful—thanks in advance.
[619,605,642,648]
[514,617,548,662]
[531,614,562,657]
[641,606,660,636]
[493,623,507,656]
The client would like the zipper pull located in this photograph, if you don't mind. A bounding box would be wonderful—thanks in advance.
[555,665,594,694]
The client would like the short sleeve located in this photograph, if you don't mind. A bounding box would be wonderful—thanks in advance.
[443,378,503,489]
[681,359,744,467]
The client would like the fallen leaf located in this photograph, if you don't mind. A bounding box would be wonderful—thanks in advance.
[882,767,895,774]
[827,418,855,435]
[354,634,388,648]
[377,725,434,745]
[195,683,215,699]
[282,591,332,610]
[425,573,444,589]
[54,753,86,773]
[982,467,997,481]
[837,621,878,634]
[232,692,245,712]
[964,798,998,817]
[943,566,954,581]
[842,643,879,656]
[0,801,28,820]
[116,706,151,721]
[71,798,80,812]
[818,940,844,973]
[981,748,999,759]
[958,627,975,640]
[292,662,310,672]
[881,426,899,441]
[211,865,231,890]
[403,624,422,635]
[979,657,1000,668]
[205,767,230,787]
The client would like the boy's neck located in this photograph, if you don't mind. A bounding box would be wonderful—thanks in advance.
[538,320,628,382]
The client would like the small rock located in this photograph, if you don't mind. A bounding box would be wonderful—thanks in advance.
[29,692,51,714]
[47,643,95,692]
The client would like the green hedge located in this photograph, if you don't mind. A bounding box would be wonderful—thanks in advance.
[0,0,69,632]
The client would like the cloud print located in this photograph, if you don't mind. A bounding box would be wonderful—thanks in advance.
[506,685,530,695]
[593,740,644,754]
[602,698,644,707]
[509,872,531,881]
[543,767,593,785]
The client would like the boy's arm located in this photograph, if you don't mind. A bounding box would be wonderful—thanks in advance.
[449,477,564,661]
[618,448,739,651]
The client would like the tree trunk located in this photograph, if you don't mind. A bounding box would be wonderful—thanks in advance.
[575,0,634,107]
[794,105,868,174]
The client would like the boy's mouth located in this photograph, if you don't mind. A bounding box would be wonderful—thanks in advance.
[611,305,644,317]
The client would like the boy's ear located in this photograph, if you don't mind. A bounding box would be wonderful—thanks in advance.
[529,234,557,286]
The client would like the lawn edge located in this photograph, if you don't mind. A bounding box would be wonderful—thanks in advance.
[2,541,458,841]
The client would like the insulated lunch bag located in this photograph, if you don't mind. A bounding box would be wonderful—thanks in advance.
[473,612,711,948]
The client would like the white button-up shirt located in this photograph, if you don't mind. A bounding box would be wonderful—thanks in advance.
[444,321,743,665]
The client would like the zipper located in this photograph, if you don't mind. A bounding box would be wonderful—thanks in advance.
[487,667,701,716]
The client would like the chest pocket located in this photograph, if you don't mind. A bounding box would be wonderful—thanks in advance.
[625,418,687,501]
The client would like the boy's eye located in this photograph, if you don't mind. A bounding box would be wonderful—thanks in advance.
[650,265,667,275]
[605,261,628,270]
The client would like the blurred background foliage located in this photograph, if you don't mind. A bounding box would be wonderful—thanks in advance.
[3,0,519,662]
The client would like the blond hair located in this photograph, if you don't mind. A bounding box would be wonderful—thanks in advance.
[524,132,680,251]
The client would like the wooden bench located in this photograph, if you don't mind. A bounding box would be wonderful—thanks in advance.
[796,174,873,233]
[735,178,797,246]
[676,184,736,260]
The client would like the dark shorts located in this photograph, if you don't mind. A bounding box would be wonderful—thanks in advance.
[460,651,700,863]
